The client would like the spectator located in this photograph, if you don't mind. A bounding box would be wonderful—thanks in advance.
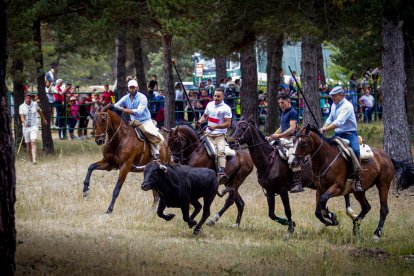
[187,90,202,122]
[45,68,55,83]
[101,84,115,105]
[225,82,238,110]
[235,79,241,93]
[359,87,375,123]
[361,67,372,87]
[219,78,226,89]
[175,83,185,122]
[67,96,79,140]
[206,78,215,96]
[199,88,212,110]
[371,65,382,81]
[19,93,47,164]
[53,79,66,139]
[77,96,90,139]
[147,74,158,100]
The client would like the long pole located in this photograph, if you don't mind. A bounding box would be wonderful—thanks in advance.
[172,59,196,122]
[288,66,319,128]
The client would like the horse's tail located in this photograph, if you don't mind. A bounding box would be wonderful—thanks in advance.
[391,158,414,190]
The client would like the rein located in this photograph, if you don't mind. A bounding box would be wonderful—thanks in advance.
[94,112,124,144]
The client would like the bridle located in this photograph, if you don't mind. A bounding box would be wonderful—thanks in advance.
[167,132,201,163]
[94,112,123,144]
[232,120,272,150]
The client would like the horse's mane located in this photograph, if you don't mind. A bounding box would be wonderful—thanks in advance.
[107,105,131,124]
[177,123,200,139]
[308,125,336,145]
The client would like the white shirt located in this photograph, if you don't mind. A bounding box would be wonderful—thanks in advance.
[19,101,40,127]
[360,94,375,108]
[204,101,232,135]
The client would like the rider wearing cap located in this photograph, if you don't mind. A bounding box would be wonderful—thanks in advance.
[320,86,363,192]
[114,80,164,160]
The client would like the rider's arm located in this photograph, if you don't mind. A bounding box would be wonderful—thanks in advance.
[130,93,148,116]
[198,113,208,124]
[114,94,127,109]
[210,117,231,130]
[277,120,297,139]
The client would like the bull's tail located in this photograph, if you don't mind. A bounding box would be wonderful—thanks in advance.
[391,159,414,190]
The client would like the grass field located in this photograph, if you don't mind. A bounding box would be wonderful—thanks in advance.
[14,125,414,275]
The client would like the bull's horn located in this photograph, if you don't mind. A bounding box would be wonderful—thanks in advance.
[159,164,168,172]
[132,165,146,170]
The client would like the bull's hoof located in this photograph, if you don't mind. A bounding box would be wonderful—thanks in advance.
[83,190,89,197]
[288,225,295,233]
[106,207,113,214]
[188,220,197,228]
[165,214,175,221]
[193,228,202,235]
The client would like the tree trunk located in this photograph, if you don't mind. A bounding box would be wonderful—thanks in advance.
[11,58,24,145]
[0,0,17,273]
[215,56,226,87]
[162,34,175,129]
[132,35,147,96]
[382,18,412,161]
[116,35,127,98]
[404,31,414,136]
[33,19,54,154]
[240,43,258,124]
[301,35,322,127]
[316,42,326,87]
[264,34,283,134]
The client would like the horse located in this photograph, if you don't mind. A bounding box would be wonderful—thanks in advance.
[83,108,169,213]
[167,124,254,227]
[228,119,312,233]
[291,124,414,239]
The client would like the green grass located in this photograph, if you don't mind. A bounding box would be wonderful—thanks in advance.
[14,139,414,275]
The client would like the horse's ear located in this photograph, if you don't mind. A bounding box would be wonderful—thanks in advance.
[174,125,179,134]
[305,124,310,134]
[170,128,175,135]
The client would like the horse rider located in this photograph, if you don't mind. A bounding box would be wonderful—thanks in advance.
[114,79,164,160]
[265,92,304,193]
[197,87,232,184]
[319,86,363,192]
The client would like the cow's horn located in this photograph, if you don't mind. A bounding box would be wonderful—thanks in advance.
[159,164,168,172]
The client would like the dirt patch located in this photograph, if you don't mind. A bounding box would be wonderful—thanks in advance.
[350,248,391,260]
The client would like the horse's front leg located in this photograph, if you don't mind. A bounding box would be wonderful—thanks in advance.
[344,194,357,220]
[266,192,288,225]
[317,186,341,226]
[106,163,130,214]
[280,191,295,233]
[206,189,236,226]
[83,159,114,197]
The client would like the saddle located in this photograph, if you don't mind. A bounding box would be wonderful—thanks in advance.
[333,137,374,162]
[269,138,293,161]
[201,135,236,160]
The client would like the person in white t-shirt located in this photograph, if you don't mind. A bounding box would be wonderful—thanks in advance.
[359,87,375,123]
[197,88,232,183]
[19,93,47,164]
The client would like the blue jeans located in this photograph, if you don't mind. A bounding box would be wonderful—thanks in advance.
[363,107,373,123]
[333,131,360,159]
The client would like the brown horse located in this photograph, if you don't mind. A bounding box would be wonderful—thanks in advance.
[167,125,254,227]
[291,124,413,239]
[83,108,169,213]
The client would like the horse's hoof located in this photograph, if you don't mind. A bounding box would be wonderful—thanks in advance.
[206,220,216,226]
[106,208,113,214]
[230,223,239,228]
[83,190,89,197]
[373,235,380,242]
[193,228,201,235]
[189,220,197,228]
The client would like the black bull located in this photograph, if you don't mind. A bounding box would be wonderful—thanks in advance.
[141,162,218,234]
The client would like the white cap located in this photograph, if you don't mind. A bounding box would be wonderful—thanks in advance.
[329,86,344,96]
[128,80,138,88]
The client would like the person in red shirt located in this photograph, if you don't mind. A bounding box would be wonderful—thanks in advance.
[53,79,66,139]
[100,84,115,105]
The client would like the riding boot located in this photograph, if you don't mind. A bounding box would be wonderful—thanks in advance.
[290,171,304,193]
[217,167,229,185]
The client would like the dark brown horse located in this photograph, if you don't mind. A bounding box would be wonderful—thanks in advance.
[291,124,413,239]
[167,125,254,227]
[83,109,169,213]
[228,119,311,233]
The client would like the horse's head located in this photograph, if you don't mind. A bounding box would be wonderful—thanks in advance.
[94,111,110,145]
[229,119,254,150]
[167,126,188,164]
[290,124,317,167]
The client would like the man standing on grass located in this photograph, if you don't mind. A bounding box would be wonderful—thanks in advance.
[19,93,47,164]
